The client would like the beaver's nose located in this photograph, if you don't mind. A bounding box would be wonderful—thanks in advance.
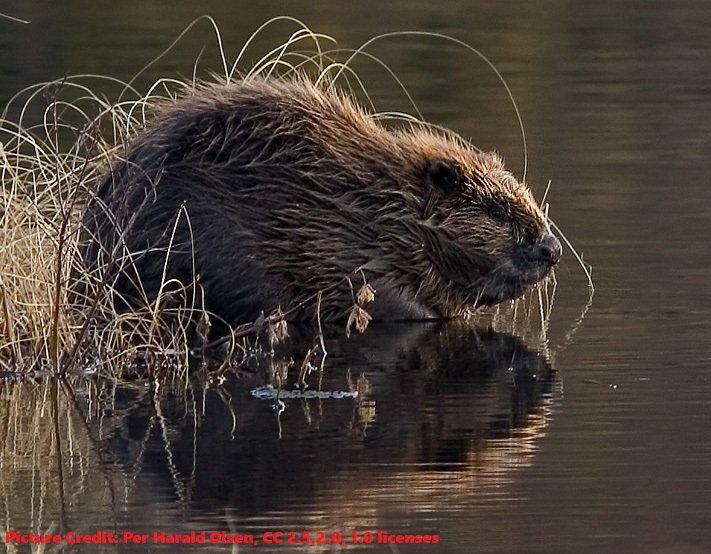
[534,233,562,267]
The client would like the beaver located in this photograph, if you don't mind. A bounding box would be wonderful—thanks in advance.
[80,77,561,324]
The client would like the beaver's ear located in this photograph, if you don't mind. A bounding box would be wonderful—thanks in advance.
[425,159,462,194]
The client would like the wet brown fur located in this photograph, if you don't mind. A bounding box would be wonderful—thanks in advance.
[80,77,558,324]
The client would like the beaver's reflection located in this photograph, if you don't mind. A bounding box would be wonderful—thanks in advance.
[103,322,556,515]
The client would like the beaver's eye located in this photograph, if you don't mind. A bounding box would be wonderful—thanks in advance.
[489,205,506,222]
[425,159,462,194]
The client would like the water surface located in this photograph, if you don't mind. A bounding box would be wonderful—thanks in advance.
[1,1,711,552]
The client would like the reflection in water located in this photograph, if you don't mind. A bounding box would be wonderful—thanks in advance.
[0,323,555,546]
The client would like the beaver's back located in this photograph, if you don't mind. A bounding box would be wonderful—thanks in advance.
[80,79,408,323]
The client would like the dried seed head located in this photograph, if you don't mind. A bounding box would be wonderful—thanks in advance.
[356,283,376,306]
[271,318,289,343]
[346,305,372,338]
[196,311,211,342]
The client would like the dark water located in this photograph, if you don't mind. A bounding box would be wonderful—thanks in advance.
[2,1,711,553]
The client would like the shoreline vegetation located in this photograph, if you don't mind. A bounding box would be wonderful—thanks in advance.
[0,17,585,381]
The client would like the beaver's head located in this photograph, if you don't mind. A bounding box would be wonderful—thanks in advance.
[396,130,561,316]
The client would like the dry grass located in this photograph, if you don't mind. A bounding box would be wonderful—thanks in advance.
[0,75,199,376]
